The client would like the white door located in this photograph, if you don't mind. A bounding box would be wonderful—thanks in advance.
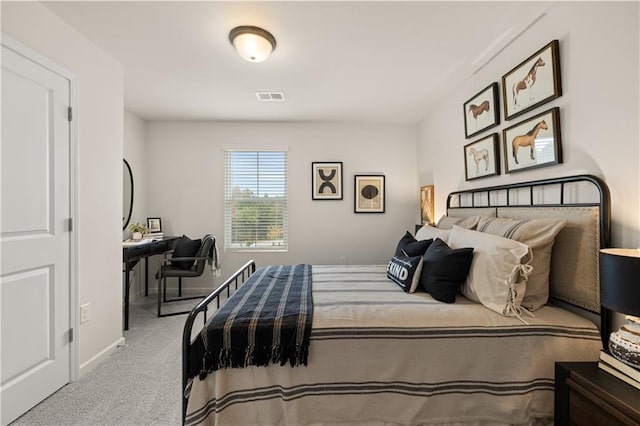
[1,43,72,425]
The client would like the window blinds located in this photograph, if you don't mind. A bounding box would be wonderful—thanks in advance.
[224,149,288,251]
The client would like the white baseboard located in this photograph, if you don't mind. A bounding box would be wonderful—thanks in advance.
[79,336,126,378]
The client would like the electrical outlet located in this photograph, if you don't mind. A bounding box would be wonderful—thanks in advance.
[80,303,91,324]
[339,256,347,265]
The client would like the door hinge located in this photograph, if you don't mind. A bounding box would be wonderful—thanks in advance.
[65,218,73,232]
[68,106,72,122]
[69,328,74,343]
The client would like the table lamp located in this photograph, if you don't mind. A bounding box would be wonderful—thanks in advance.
[599,248,640,369]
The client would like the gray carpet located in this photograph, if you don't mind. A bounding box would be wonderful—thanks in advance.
[12,296,204,426]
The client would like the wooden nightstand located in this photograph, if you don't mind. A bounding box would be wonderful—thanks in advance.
[555,362,640,425]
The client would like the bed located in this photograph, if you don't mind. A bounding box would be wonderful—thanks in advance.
[182,174,611,425]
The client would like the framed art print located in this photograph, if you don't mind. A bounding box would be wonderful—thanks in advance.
[502,107,562,173]
[464,133,500,181]
[463,82,499,139]
[502,40,562,121]
[354,175,385,213]
[420,185,434,225]
[312,162,343,200]
[146,217,162,233]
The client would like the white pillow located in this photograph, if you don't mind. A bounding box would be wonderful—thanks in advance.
[476,216,566,311]
[448,226,532,318]
[415,225,450,243]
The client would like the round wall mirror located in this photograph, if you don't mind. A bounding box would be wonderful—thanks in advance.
[123,159,134,230]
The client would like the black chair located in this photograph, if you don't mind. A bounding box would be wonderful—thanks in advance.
[156,234,216,317]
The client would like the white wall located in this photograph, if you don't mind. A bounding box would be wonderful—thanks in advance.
[145,121,417,285]
[123,110,149,298]
[418,2,639,249]
[2,2,125,372]
[124,110,148,234]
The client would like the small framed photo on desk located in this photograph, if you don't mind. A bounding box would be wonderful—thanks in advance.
[146,217,162,234]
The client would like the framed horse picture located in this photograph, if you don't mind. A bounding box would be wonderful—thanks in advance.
[463,82,499,139]
[502,40,562,121]
[464,133,500,181]
[502,107,562,174]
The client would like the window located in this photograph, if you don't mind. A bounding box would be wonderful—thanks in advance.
[224,148,287,251]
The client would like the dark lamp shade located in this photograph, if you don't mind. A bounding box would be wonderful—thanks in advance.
[599,248,640,316]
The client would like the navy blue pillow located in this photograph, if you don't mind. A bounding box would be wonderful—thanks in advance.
[420,238,474,303]
[171,236,201,269]
[395,231,433,257]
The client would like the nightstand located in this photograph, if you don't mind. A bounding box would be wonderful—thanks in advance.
[555,362,640,426]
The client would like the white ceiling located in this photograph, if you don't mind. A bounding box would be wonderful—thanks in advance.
[44,1,554,124]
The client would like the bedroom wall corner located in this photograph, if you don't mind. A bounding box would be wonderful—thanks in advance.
[123,110,149,300]
[2,2,125,372]
[124,110,149,236]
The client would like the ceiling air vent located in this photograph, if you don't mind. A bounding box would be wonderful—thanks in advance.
[256,92,285,101]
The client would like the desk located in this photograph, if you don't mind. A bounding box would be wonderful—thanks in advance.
[122,236,179,330]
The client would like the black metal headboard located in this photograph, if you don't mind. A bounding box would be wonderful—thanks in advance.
[446,175,610,246]
[445,174,611,348]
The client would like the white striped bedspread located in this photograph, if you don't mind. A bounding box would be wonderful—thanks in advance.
[185,265,601,425]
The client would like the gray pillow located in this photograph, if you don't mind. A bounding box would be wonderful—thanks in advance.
[476,216,566,311]
[436,215,481,230]
[448,226,531,317]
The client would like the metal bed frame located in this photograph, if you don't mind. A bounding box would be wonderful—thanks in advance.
[446,174,611,346]
[181,260,256,423]
[181,174,611,425]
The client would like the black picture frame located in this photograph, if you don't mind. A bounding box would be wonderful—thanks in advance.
[311,162,343,200]
[464,133,500,181]
[502,107,562,174]
[463,82,500,139]
[146,217,162,234]
[502,40,562,121]
[354,175,385,213]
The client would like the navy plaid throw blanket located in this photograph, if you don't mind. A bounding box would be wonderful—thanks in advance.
[189,264,313,379]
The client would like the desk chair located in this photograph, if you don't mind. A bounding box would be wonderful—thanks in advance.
[156,234,216,317]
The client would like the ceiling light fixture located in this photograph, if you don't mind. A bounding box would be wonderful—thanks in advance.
[229,26,276,63]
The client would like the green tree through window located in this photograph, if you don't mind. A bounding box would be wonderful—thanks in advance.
[224,150,287,251]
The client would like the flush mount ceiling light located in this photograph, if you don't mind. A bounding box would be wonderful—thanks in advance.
[229,26,276,63]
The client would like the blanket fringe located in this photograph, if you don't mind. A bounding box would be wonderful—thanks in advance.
[198,343,310,379]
